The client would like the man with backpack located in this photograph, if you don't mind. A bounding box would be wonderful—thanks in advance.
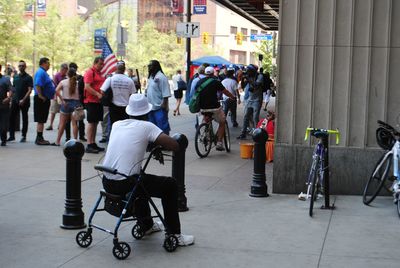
[193,66,236,151]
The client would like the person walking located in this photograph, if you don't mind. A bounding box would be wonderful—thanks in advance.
[146,60,171,135]
[33,57,55,145]
[100,61,136,126]
[84,57,105,153]
[171,70,185,116]
[46,63,68,131]
[221,65,240,127]
[0,64,13,146]
[8,60,33,142]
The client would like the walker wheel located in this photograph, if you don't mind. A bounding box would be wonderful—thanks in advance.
[76,231,92,248]
[163,235,178,252]
[131,224,144,240]
[112,242,131,260]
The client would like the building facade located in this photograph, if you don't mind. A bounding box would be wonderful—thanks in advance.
[274,0,400,195]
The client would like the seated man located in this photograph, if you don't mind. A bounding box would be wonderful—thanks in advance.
[197,66,236,151]
[102,94,194,246]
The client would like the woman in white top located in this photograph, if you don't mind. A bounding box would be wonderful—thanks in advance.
[52,68,80,146]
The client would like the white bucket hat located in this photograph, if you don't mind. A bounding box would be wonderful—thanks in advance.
[125,94,153,116]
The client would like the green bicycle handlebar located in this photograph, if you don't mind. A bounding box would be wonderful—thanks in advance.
[304,127,340,144]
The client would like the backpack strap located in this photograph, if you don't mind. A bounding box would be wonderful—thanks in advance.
[196,77,214,93]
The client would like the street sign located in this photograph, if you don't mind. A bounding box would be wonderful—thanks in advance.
[250,34,273,41]
[176,22,200,38]
[94,28,107,53]
[193,0,207,14]
[117,43,126,57]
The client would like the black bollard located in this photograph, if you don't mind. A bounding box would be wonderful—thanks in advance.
[60,139,86,229]
[250,128,269,197]
[171,133,189,212]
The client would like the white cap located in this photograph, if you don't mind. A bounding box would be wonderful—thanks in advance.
[125,94,153,116]
[205,66,214,75]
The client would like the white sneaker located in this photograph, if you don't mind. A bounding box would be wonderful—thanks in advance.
[145,220,163,235]
[175,234,195,246]
[216,142,224,151]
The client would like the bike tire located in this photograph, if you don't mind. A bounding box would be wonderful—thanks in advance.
[397,194,400,218]
[224,122,231,152]
[308,154,321,217]
[362,153,392,205]
[195,123,212,158]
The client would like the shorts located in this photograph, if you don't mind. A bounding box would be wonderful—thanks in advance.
[200,107,225,124]
[174,89,183,99]
[61,99,81,114]
[148,108,170,135]
[50,99,60,113]
[34,95,51,123]
[85,102,103,123]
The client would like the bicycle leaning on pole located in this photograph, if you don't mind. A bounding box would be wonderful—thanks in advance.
[362,120,400,217]
[299,127,340,217]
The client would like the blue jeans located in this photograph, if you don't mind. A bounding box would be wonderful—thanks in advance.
[241,100,261,135]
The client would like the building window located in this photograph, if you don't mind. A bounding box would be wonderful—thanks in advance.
[230,26,237,34]
[230,50,247,64]
[241,28,248,42]
[251,29,257,42]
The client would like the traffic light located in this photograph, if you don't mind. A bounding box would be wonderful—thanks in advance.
[236,32,243,45]
[202,32,209,45]
[177,37,182,45]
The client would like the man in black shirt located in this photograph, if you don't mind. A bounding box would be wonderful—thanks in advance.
[9,60,33,142]
[0,64,13,146]
[197,66,235,151]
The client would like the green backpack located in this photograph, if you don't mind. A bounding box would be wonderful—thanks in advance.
[189,78,214,113]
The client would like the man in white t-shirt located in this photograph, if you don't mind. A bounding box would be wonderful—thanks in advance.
[221,66,240,127]
[101,94,194,246]
[101,61,136,125]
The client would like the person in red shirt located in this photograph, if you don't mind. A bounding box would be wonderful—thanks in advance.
[83,57,105,153]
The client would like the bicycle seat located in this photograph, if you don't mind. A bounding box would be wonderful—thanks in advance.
[311,131,329,139]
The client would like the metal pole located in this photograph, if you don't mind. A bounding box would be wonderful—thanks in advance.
[32,0,37,74]
[321,136,334,210]
[171,134,189,212]
[249,128,269,197]
[61,140,86,229]
[185,0,191,83]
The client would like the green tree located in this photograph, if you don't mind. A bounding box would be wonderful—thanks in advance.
[255,40,276,76]
[126,21,185,78]
[0,0,25,64]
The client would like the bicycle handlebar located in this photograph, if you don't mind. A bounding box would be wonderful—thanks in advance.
[304,127,340,144]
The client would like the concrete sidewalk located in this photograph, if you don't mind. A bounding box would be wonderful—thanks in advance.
[0,98,399,268]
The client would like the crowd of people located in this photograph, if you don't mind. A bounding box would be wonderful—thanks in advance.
[0,55,276,247]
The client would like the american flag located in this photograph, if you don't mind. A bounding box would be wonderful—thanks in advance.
[100,38,118,77]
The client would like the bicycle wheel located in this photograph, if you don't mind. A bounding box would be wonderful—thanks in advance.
[363,153,392,205]
[195,123,212,158]
[224,122,231,152]
[309,158,320,217]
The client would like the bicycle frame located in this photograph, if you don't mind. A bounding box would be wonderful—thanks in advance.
[375,140,400,184]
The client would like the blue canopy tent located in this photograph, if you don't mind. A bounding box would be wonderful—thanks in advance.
[191,56,233,68]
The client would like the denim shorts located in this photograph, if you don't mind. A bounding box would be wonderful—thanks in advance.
[61,99,81,114]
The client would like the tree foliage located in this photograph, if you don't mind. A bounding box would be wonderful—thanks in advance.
[126,21,185,78]
[0,0,25,64]
[255,40,276,77]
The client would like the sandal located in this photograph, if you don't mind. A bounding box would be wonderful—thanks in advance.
[50,142,60,146]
